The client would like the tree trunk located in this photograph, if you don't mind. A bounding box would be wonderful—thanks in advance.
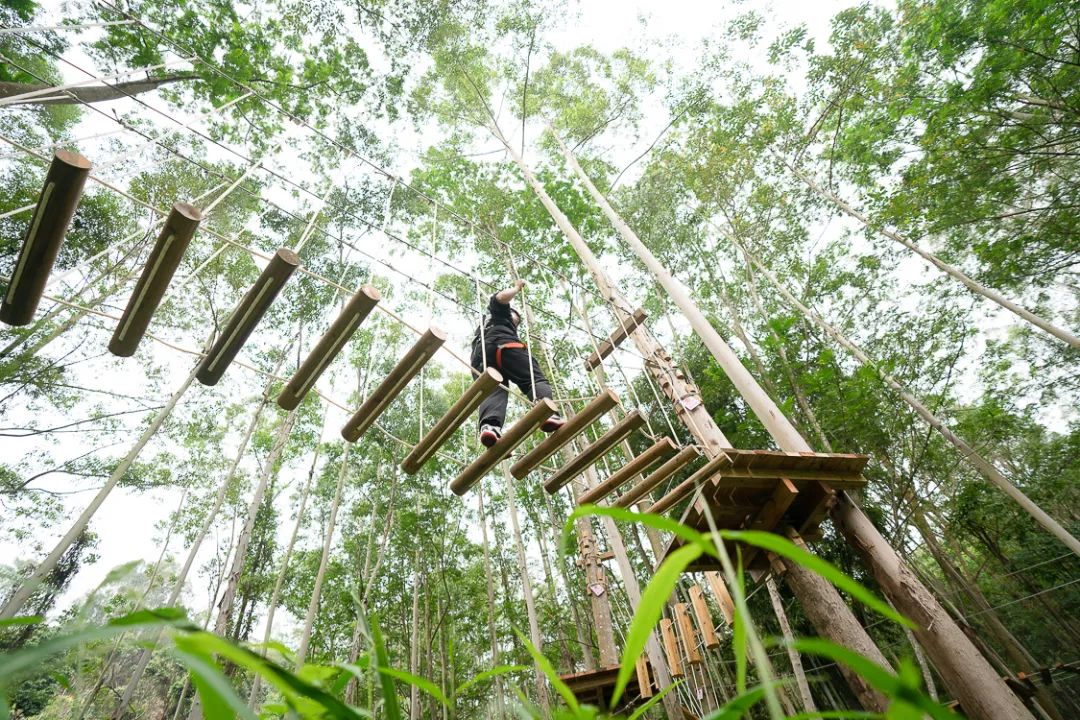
[0,73,198,106]
[787,162,1080,350]
[737,240,1080,559]
[766,576,818,714]
[409,552,423,720]
[502,463,551,711]
[477,484,506,716]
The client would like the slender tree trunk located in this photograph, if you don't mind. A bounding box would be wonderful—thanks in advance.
[0,73,199,106]
[477,484,506,717]
[409,551,423,720]
[787,162,1080,350]
[737,240,1080,559]
[502,463,550,711]
[1,356,201,620]
[766,576,817,714]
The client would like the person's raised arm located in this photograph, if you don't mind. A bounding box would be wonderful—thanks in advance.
[495,279,526,305]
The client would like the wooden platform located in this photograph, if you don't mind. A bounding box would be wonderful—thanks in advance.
[659,449,869,572]
[559,662,651,709]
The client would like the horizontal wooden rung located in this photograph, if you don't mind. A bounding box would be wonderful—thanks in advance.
[576,437,678,506]
[648,452,732,515]
[510,389,619,479]
[450,399,557,496]
[402,367,502,474]
[543,410,646,494]
[614,446,701,508]
[584,308,647,370]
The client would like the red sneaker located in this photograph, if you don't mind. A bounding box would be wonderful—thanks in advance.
[479,424,502,447]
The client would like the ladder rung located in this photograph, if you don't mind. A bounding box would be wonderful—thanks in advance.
[197,248,299,386]
[1,150,91,327]
[402,367,503,474]
[450,398,557,495]
[341,326,446,442]
[278,284,380,410]
[614,446,701,508]
[583,308,647,370]
[110,203,202,357]
[577,437,678,505]
[510,389,619,479]
[543,410,646,494]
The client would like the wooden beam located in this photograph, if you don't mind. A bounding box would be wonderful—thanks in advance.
[342,326,446,442]
[583,307,648,370]
[278,284,380,410]
[449,398,557,496]
[196,248,299,386]
[660,618,684,678]
[712,467,865,489]
[648,452,731,515]
[614,446,701,508]
[689,585,719,649]
[576,437,678,505]
[510,389,619,479]
[741,478,799,568]
[675,603,702,665]
[543,410,646,494]
[2,150,91,326]
[109,203,202,357]
[402,367,503,474]
[635,657,653,698]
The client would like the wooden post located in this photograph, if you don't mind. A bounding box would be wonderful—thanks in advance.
[278,285,380,410]
[449,399,556,495]
[196,249,300,386]
[584,307,648,369]
[2,150,91,326]
[635,657,653,698]
[510,389,619,479]
[549,125,1037,720]
[341,326,446,441]
[660,618,684,678]
[675,603,702,665]
[704,572,735,626]
[543,410,646,493]
[109,202,203,357]
[576,437,678,505]
[402,367,502,473]
[614,446,701,508]
[689,585,719,649]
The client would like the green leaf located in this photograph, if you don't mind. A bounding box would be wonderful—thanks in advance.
[515,630,579,713]
[377,666,449,707]
[0,616,42,628]
[703,686,766,719]
[562,505,706,558]
[612,542,703,707]
[370,616,402,720]
[455,664,529,695]
[171,643,256,720]
[626,679,681,720]
[721,530,911,627]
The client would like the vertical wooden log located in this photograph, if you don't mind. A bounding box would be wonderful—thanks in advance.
[109,203,203,356]
[660,618,684,678]
[675,603,702,665]
[2,150,91,326]
[689,585,719,649]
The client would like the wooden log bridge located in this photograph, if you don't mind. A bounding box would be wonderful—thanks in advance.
[196,248,300,386]
[509,389,620,479]
[584,307,648,370]
[278,284,381,410]
[402,367,503,474]
[576,437,678,505]
[1,150,92,327]
[543,410,647,494]
[657,449,869,573]
[614,445,701,508]
[341,326,446,442]
[110,203,203,357]
[449,398,557,496]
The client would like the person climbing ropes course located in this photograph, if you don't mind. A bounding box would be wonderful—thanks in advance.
[471,279,565,446]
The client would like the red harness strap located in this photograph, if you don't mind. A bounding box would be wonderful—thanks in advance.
[495,342,525,370]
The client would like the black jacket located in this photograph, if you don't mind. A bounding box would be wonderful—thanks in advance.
[473,293,520,349]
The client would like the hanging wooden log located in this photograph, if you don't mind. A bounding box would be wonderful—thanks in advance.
[341,326,446,442]
[635,657,653,699]
[675,603,702,665]
[660,618,684,678]
[1,150,92,326]
[576,437,678,506]
[543,410,646,494]
[705,573,735,625]
[509,389,619,479]
[584,307,647,369]
[614,446,701,508]
[109,203,203,356]
[450,398,557,496]
[689,585,719,648]
[648,453,732,515]
[196,248,299,386]
[402,367,503,474]
[278,284,380,410]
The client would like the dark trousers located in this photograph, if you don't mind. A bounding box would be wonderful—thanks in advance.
[471,341,553,429]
